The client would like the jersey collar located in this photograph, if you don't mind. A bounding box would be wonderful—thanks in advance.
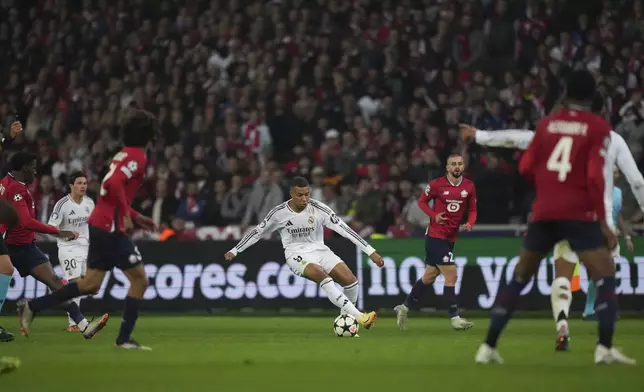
[446,176,463,187]
[8,173,25,185]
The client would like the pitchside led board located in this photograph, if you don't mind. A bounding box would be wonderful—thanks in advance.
[3,238,644,314]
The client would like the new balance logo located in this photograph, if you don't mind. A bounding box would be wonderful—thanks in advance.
[443,191,449,195]
[69,210,76,215]
[286,221,293,226]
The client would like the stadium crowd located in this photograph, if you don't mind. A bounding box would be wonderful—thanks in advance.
[1,0,644,239]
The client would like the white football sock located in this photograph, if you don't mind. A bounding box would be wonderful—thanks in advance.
[320,278,362,319]
[551,277,572,332]
[341,281,359,315]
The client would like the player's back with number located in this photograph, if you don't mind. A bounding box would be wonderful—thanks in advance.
[88,147,147,232]
[521,108,611,221]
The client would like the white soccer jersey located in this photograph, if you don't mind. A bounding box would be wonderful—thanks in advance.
[230,199,375,256]
[48,195,94,250]
[476,129,644,227]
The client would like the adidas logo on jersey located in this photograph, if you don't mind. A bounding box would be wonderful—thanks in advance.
[69,210,75,216]
[286,221,293,226]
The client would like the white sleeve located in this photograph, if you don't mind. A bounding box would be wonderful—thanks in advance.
[48,197,67,228]
[229,204,283,256]
[475,129,534,150]
[613,132,644,211]
[310,199,376,256]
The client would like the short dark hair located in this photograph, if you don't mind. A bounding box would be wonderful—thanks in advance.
[121,109,158,147]
[10,152,36,172]
[565,70,596,102]
[290,176,309,188]
[67,171,87,186]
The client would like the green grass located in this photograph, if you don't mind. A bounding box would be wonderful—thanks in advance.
[0,316,642,391]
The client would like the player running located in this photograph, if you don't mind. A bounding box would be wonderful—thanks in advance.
[225,176,383,331]
[48,172,95,332]
[461,93,644,351]
[394,154,477,331]
[475,70,636,365]
[584,167,634,320]
[17,109,158,350]
[0,120,24,343]
[1,152,95,338]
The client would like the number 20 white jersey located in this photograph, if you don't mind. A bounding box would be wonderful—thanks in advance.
[48,195,95,252]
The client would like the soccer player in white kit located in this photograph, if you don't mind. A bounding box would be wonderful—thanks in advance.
[225,177,383,330]
[460,108,644,352]
[48,172,95,331]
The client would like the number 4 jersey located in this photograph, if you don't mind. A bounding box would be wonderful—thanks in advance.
[519,108,611,222]
[89,147,147,233]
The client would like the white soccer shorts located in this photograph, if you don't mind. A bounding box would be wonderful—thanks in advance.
[58,249,87,280]
[285,249,344,277]
[553,240,620,264]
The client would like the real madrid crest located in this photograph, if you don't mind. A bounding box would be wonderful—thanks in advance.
[308,215,314,224]
[460,190,468,198]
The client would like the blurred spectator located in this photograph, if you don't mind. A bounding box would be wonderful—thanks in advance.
[176,182,206,226]
[138,179,179,230]
[1,0,643,238]
[34,175,60,223]
[242,169,284,228]
[202,180,228,226]
[221,175,249,224]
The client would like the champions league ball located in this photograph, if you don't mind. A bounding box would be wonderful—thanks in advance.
[333,314,359,337]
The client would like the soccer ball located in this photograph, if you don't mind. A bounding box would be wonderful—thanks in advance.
[333,314,359,337]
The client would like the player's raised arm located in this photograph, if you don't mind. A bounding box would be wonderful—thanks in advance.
[225,204,282,260]
[312,199,376,256]
[613,132,644,211]
[460,124,534,150]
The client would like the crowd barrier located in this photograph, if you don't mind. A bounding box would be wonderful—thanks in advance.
[3,238,643,313]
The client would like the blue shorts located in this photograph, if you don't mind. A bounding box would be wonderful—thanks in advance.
[523,221,605,254]
[7,242,50,277]
[425,236,455,266]
[87,226,143,271]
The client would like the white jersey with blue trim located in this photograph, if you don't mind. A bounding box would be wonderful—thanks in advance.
[48,195,94,250]
[229,199,375,256]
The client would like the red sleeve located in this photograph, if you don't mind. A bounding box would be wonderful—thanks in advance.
[587,125,610,221]
[11,193,58,235]
[467,184,477,226]
[418,182,437,220]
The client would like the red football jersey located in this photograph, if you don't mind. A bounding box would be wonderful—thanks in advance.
[519,108,610,222]
[0,174,58,245]
[418,176,477,243]
[89,147,147,233]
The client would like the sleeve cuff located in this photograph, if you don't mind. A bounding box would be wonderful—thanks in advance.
[229,247,239,256]
[365,246,376,256]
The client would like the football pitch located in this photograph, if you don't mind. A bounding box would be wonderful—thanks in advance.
[0,316,641,391]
